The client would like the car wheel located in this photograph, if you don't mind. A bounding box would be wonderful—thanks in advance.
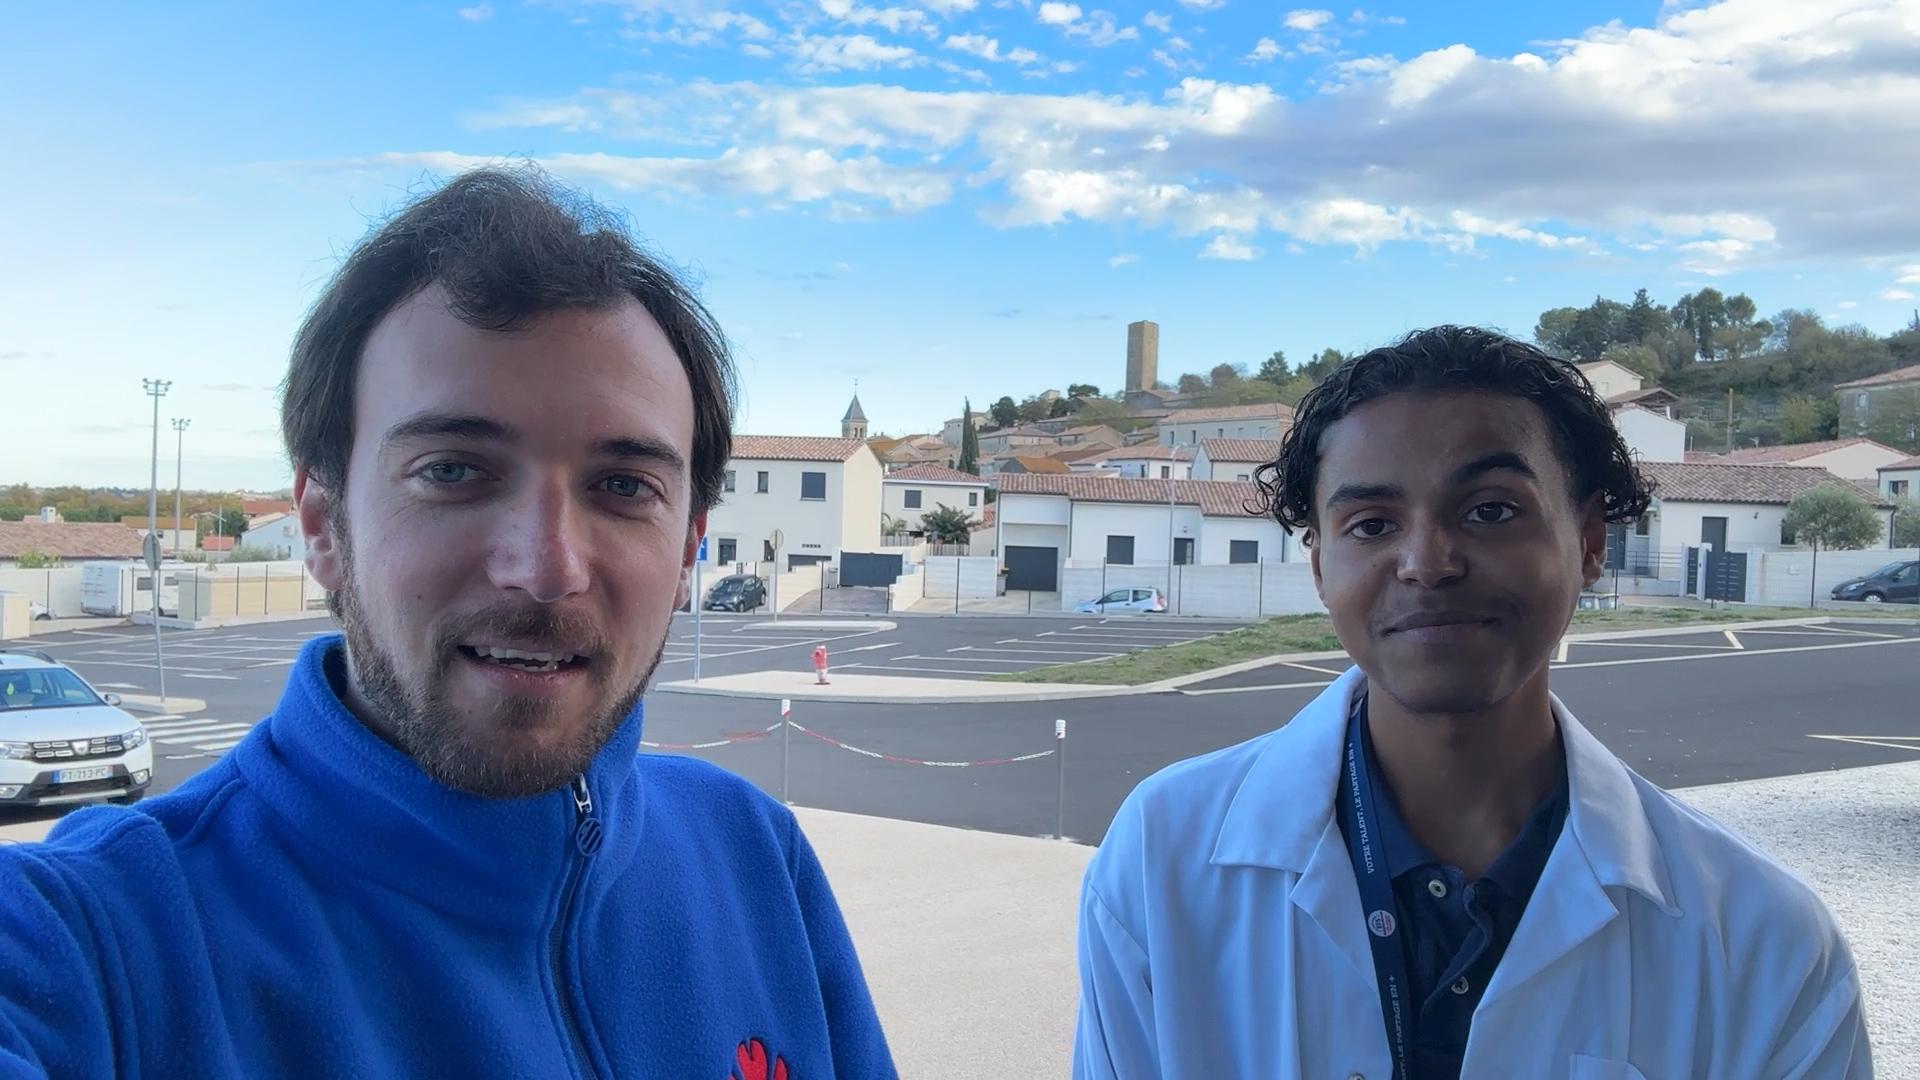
[1862,592,1885,603]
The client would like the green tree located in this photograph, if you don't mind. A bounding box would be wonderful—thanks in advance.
[1598,343,1663,381]
[1066,383,1100,398]
[1783,486,1882,552]
[1176,373,1207,395]
[880,513,909,538]
[1016,395,1053,423]
[1209,363,1243,387]
[226,545,280,563]
[13,549,62,569]
[1892,498,1920,548]
[1673,287,1728,361]
[1712,293,1770,362]
[1300,348,1348,382]
[1623,288,1667,344]
[918,504,980,544]
[1255,350,1290,387]
[1048,397,1073,418]
[1201,379,1285,407]
[957,400,980,475]
[1775,394,1825,444]
[988,396,1019,428]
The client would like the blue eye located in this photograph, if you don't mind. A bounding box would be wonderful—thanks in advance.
[598,475,653,500]
[421,462,474,484]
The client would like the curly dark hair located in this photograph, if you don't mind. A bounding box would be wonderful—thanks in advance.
[1256,325,1654,534]
[282,164,737,516]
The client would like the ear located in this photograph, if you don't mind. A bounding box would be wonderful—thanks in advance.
[1306,529,1325,600]
[674,510,707,611]
[1578,494,1608,591]
[295,469,344,593]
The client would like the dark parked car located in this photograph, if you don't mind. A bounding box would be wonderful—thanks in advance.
[703,574,768,612]
[1829,559,1919,604]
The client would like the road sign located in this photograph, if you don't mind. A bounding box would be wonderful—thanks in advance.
[142,533,161,571]
[770,528,784,553]
[697,535,708,561]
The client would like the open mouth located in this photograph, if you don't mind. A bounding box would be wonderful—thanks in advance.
[456,645,589,674]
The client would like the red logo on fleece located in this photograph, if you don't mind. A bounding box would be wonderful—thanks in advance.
[732,1038,790,1080]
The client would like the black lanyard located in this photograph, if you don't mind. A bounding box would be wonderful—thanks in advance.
[1338,696,1413,1080]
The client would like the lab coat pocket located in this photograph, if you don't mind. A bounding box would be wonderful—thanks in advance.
[1570,1055,1648,1080]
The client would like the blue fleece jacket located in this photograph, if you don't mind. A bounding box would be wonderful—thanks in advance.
[0,635,896,1079]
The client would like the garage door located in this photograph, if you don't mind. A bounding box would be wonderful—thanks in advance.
[1005,545,1058,592]
[840,552,903,587]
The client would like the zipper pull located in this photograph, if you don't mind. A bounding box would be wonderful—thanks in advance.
[570,775,603,857]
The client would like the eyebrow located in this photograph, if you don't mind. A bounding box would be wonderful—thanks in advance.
[1321,452,1538,513]
[380,411,687,471]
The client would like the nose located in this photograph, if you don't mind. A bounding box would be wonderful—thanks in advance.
[486,473,591,604]
[1396,515,1466,589]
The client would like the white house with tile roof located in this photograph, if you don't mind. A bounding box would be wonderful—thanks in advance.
[1711,437,1908,481]
[1158,402,1293,447]
[1193,438,1283,482]
[1635,461,1896,559]
[704,436,882,571]
[881,464,990,535]
[1878,454,1920,499]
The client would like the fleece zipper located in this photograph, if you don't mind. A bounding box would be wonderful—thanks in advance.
[552,774,603,1079]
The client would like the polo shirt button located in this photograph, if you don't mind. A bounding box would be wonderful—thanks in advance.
[1452,977,1471,995]
[1427,878,1448,899]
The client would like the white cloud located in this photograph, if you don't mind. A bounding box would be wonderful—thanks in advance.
[743,42,775,57]
[1064,10,1138,45]
[1897,265,1920,285]
[1053,59,1080,73]
[933,58,994,83]
[1177,0,1225,9]
[624,10,776,47]
[1037,1,1082,25]
[1246,37,1281,61]
[1348,9,1406,26]
[1108,253,1140,266]
[1283,8,1333,30]
[1166,35,1191,51]
[789,33,924,72]
[819,1,938,37]
[1838,300,1858,309]
[1202,235,1261,260]
[920,0,978,12]
[1502,275,1517,283]
[439,0,1920,264]
[1882,288,1916,301]
[944,33,1042,64]
[1142,10,1173,32]
[457,3,493,22]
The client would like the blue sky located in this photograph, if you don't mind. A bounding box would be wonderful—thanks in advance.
[4,0,1918,489]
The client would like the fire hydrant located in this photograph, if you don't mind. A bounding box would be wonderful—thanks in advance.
[812,645,830,685]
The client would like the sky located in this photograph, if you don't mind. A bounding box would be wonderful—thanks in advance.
[3,0,1919,490]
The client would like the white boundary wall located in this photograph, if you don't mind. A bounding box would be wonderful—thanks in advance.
[921,556,997,599]
[0,568,86,617]
[1748,547,1919,606]
[887,564,927,612]
[1058,561,1326,617]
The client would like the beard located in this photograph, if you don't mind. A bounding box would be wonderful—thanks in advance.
[329,535,667,799]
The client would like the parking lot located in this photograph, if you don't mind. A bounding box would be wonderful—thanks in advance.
[663,612,1251,681]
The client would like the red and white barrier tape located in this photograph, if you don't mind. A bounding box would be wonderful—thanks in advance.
[641,720,783,751]
[782,720,1056,768]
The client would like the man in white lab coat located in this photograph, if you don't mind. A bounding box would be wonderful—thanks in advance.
[1074,326,1871,1079]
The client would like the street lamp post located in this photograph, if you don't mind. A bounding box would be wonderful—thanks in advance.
[143,379,172,708]
[171,418,190,556]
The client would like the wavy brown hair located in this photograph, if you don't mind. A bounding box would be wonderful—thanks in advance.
[1256,325,1654,536]
[281,164,737,516]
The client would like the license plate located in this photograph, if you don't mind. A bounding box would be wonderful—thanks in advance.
[55,766,113,785]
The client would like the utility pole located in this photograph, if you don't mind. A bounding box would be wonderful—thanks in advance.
[171,418,190,556]
[143,379,172,708]
[1725,387,1734,454]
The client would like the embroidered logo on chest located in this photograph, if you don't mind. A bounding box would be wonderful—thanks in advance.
[732,1037,791,1080]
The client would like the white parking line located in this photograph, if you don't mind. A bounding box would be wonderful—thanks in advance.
[153,725,254,745]
[1571,640,1738,651]
[898,654,1045,666]
[191,739,247,752]
[952,645,1128,656]
[1183,678,1337,696]
[1551,635,1917,670]
[840,663,1009,676]
[1723,629,1744,650]
[178,673,240,681]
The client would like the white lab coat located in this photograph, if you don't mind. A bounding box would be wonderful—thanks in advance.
[1074,668,1872,1079]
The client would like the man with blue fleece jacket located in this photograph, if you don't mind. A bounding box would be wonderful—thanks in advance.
[0,166,897,1079]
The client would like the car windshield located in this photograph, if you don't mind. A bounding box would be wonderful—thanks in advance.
[714,580,744,592]
[1869,561,1910,578]
[0,667,102,711]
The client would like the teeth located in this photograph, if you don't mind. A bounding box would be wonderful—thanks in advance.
[471,646,579,665]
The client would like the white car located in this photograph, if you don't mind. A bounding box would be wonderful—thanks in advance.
[0,650,153,809]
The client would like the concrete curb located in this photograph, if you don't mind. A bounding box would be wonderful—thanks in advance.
[656,679,1138,705]
[115,693,209,716]
[742,620,896,631]
[130,610,331,631]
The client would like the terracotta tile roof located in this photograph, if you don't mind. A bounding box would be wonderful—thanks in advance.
[1606,386,1678,405]
[729,435,868,462]
[1200,437,1284,464]
[0,522,143,560]
[1834,363,1920,390]
[1639,462,1895,507]
[1003,455,1069,473]
[1717,437,1904,465]
[1878,455,1920,471]
[118,515,193,529]
[1157,402,1295,425]
[884,464,987,484]
[245,512,291,529]
[201,536,235,551]
[994,473,1271,517]
[1684,450,1727,463]
[1053,446,1114,463]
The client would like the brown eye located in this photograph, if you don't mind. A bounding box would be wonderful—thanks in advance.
[1468,503,1517,524]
